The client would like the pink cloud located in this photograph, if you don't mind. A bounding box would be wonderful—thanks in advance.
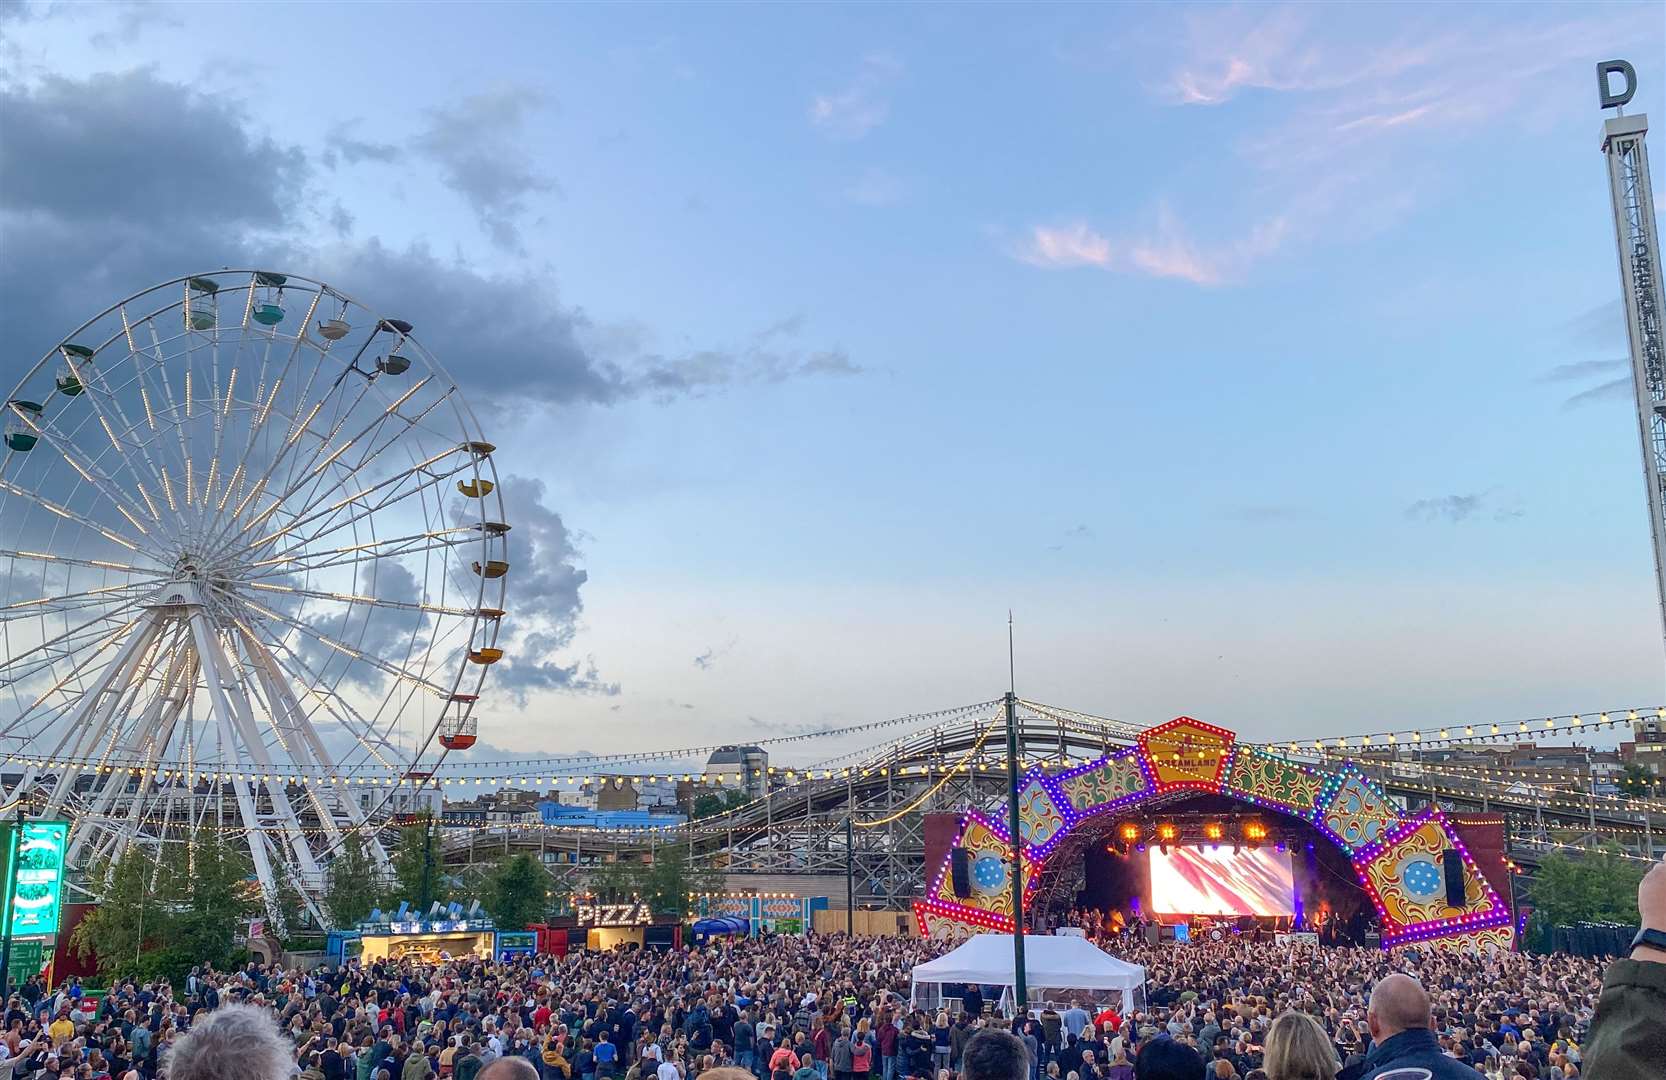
[1011,208,1288,286]
[1015,222,1114,269]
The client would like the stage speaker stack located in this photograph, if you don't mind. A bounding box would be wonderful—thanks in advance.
[1146,923,1161,945]
[950,847,973,898]
[1442,849,1466,907]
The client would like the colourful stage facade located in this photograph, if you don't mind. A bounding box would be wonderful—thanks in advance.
[914,718,1513,950]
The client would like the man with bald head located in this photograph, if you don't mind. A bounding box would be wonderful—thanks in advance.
[1358,973,1473,1080]
[478,1058,540,1080]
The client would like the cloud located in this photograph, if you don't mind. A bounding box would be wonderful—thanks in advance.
[1538,359,1628,383]
[1121,5,1661,278]
[1405,494,1484,523]
[1012,207,1287,285]
[320,120,404,170]
[0,69,851,410]
[1535,358,1631,410]
[693,636,739,671]
[1404,492,1524,524]
[629,316,861,398]
[0,69,305,232]
[475,473,617,700]
[413,85,557,253]
[1561,377,1633,410]
[1015,223,1113,270]
[810,54,901,140]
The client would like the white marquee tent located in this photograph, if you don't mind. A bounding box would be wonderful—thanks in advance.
[909,933,1146,1015]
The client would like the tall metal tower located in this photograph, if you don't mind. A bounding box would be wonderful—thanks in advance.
[1599,60,1666,673]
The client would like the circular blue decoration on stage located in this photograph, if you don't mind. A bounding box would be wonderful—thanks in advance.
[972,854,1007,894]
[1401,856,1445,900]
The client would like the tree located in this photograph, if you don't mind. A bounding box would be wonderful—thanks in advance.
[585,856,644,903]
[638,845,718,916]
[69,848,151,978]
[691,789,749,819]
[1525,844,1646,950]
[385,816,448,911]
[1618,762,1659,798]
[70,828,258,986]
[483,853,548,930]
[168,828,259,966]
[323,832,383,928]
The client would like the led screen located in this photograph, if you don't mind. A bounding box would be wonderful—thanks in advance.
[1148,845,1295,917]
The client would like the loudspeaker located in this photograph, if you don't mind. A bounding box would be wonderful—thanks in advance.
[950,847,972,898]
[1442,849,1466,906]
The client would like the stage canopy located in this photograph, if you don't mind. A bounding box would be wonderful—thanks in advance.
[909,933,1145,1015]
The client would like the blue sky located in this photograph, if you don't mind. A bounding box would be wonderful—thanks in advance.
[2,1,1663,761]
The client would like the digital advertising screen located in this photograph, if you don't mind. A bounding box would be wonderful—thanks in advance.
[1148,845,1295,917]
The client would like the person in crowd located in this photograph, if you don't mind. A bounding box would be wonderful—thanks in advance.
[1579,858,1666,1080]
[961,1030,1028,1080]
[1260,1013,1336,1080]
[161,1004,294,1080]
[1131,1038,1202,1080]
[1358,975,1474,1080]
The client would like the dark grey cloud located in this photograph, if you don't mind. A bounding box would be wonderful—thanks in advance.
[414,86,556,253]
[0,70,853,410]
[0,69,305,231]
[479,474,617,700]
[1404,492,1523,524]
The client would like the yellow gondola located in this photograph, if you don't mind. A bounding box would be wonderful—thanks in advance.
[468,648,504,665]
[464,440,496,455]
[471,560,509,579]
[476,607,506,619]
[457,478,495,497]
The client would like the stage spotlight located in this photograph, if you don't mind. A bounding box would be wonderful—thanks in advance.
[1275,839,1286,852]
[1135,842,1146,852]
[1305,842,1315,852]
[1157,822,1177,842]
[1204,822,1224,841]
[1244,821,1266,851]
[1119,822,1140,843]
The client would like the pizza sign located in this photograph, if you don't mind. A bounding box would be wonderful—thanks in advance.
[575,900,651,926]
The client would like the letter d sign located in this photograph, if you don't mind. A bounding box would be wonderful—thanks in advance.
[1598,59,1636,110]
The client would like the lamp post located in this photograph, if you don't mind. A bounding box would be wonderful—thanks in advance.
[846,814,855,936]
[1004,690,1026,1014]
[0,805,20,997]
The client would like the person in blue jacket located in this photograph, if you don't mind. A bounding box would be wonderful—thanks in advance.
[1357,975,1475,1080]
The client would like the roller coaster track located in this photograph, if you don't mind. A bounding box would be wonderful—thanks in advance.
[439,700,1666,906]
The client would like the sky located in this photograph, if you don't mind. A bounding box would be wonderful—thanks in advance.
[1,0,1664,767]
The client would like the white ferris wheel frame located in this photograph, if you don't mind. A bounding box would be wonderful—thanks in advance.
[0,270,509,920]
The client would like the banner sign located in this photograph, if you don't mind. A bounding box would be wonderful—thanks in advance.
[6,821,69,937]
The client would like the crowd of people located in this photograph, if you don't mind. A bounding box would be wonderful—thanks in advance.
[0,864,1659,1080]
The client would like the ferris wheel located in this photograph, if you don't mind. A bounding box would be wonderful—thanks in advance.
[0,270,508,916]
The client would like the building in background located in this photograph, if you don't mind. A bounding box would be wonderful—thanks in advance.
[705,745,769,798]
[1632,712,1666,774]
